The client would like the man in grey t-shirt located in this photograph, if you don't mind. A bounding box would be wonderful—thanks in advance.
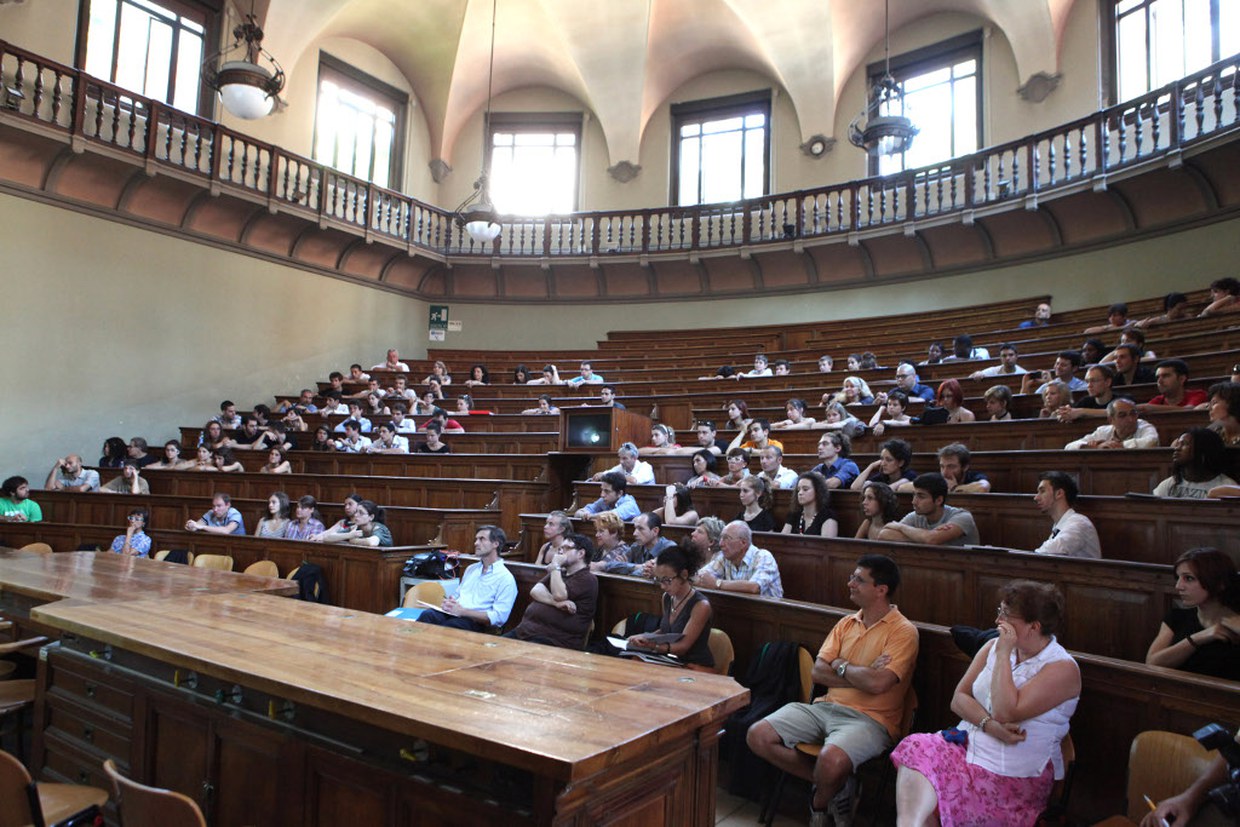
[878,473,979,547]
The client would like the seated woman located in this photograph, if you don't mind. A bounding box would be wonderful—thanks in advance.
[109,507,152,557]
[812,399,864,432]
[463,364,490,387]
[454,394,493,416]
[870,389,912,437]
[533,511,572,566]
[521,394,561,415]
[212,447,244,473]
[686,449,723,488]
[1153,428,1237,498]
[414,387,443,417]
[718,447,752,487]
[414,422,451,454]
[983,385,1013,421]
[771,398,816,430]
[734,475,776,533]
[589,512,628,572]
[309,425,337,452]
[260,447,292,474]
[148,440,193,470]
[316,499,392,546]
[312,494,364,541]
[512,364,532,384]
[937,378,976,423]
[892,581,1081,827]
[284,495,325,541]
[1145,547,1239,680]
[723,400,753,452]
[656,483,700,526]
[855,481,899,540]
[364,391,390,418]
[526,364,564,386]
[99,437,127,469]
[835,376,875,406]
[625,543,714,671]
[255,492,292,538]
[199,421,228,452]
[188,445,219,472]
[781,471,838,538]
[1038,380,1073,419]
[639,424,681,455]
[851,438,917,493]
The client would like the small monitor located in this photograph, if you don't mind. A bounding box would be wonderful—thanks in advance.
[565,412,612,449]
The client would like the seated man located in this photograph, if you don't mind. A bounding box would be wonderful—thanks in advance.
[389,403,418,433]
[125,437,159,468]
[253,421,293,452]
[368,421,410,454]
[278,388,319,415]
[1153,427,1236,498]
[417,526,516,632]
[45,454,100,492]
[1054,364,1115,422]
[1199,276,1240,317]
[1083,301,1129,333]
[386,374,417,405]
[1031,471,1101,558]
[1021,350,1087,395]
[674,420,725,455]
[936,443,990,494]
[739,418,785,452]
[695,520,783,597]
[371,348,408,372]
[1064,397,1159,449]
[320,390,348,416]
[747,554,918,826]
[737,353,773,379]
[758,445,798,490]
[968,342,1026,380]
[348,363,371,383]
[1109,343,1157,387]
[505,532,598,648]
[594,511,675,576]
[590,442,655,485]
[1133,291,1193,328]
[939,333,989,362]
[327,372,346,394]
[414,421,451,454]
[574,471,641,521]
[212,400,242,429]
[773,359,792,376]
[230,415,265,449]
[1142,726,1240,827]
[597,385,625,409]
[818,355,834,373]
[0,476,42,522]
[427,407,465,434]
[566,361,605,386]
[876,364,936,405]
[333,420,373,453]
[878,473,979,547]
[521,394,561,415]
[347,377,383,401]
[99,461,150,494]
[1140,358,1208,412]
[1018,301,1053,328]
[185,492,246,534]
[811,432,860,490]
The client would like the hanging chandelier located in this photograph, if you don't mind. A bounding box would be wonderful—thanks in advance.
[848,0,917,157]
[204,7,285,120]
[453,0,502,246]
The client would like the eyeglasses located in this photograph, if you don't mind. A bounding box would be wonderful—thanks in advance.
[654,576,683,586]
[996,604,1022,621]
[847,574,872,585]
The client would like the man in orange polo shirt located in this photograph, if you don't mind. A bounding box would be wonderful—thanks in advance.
[747,554,919,827]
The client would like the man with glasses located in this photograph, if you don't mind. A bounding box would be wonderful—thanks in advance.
[505,533,598,649]
[876,364,935,405]
[747,554,918,827]
[1064,396,1159,450]
[1054,364,1115,422]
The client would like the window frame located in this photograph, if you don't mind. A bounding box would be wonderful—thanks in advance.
[311,52,409,191]
[483,111,584,216]
[1105,0,1235,104]
[863,30,984,176]
[669,89,772,207]
[75,0,221,117]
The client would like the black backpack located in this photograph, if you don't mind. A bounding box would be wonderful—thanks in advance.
[722,641,804,799]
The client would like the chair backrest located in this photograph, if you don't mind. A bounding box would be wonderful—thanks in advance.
[154,550,195,566]
[796,646,815,703]
[898,687,918,737]
[1125,731,1215,821]
[242,560,279,578]
[404,581,446,608]
[191,554,233,572]
[103,759,206,827]
[708,628,734,676]
[19,542,52,555]
[0,748,35,827]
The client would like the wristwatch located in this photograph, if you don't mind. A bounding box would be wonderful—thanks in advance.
[836,662,848,678]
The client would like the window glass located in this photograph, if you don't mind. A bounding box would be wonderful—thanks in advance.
[671,92,770,206]
[487,118,581,215]
[312,58,406,189]
[1114,0,1237,102]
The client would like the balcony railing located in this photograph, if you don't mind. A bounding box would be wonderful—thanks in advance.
[2,40,1237,259]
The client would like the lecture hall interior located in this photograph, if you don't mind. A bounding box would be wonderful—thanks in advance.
[1,0,1238,824]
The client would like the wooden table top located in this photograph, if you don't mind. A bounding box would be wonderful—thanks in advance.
[0,548,299,606]
[32,591,749,782]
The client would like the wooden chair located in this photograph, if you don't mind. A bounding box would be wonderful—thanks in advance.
[18,542,52,555]
[0,680,36,762]
[191,554,233,572]
[154,549,195,566]
[0,748,108,827]
[402,581,446,608]
[242,560,279,578]
[707,628,734,676]
[757,647,816,826]
[285,565,321,601]
[103,758,206,827]
[1037,733,1077,824]
[1123,730,1215,822]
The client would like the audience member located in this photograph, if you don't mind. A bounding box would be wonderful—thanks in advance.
[696,521,784,597]
[1021,350,1086,395]
[512,364,532,384]
[1079,338,1106,366]
[506,532,598,649]
[212,400,241,429]
[320,390,348,415]
[737,353,773,379]
[259,447,292,474]
[426,407,465,434]
[748,554,918,826]
[1134,291,1193,327]
[348,363,371,383]
[1031,471,1101,558]
[417,526,515,631]
[372,348,408,372]
[598,512,675,576]
[591,442,655,485]
[1019,302,1053,328]
[574,471,640,520]
[724,400,754,450]
[0,476,41,522]
[740,418,784,452]
[463,364,490,387]
[1153,428,1237,498]
[566,361,605,386]
[253,421,293,452]
[189,445,218,471]
[846,354,862,371]
[919,341,944,365]
[835,376,876,406]
[773,358,792,376]
[892,581,1079,827]
[211,447,244,473]
[284,495,325,540]
[597,385,625,409]
[859,352,880,370]
[983,384,1013,420]
[389,404,417,433]
[1110,343,1156,387]
[771,398,815,429]
[686,449,723,488]
[818,355,834,373]
[109,507,152,557]
[1199,276,1240,317]
[589,512,627,570]
[310,425,336,452]
[124,437,158,468]
[657,483,700,525]
[347,376,383,401]
[521,394,561,415]
[1141,733,1239,827]
[46,454,100,492]
[879,472,979,547]
[280,408,309,433]
[639,423,681,455]
[876,364,935,404]
[229,416,263,450]
[933,379,976,424]
[149,441,192,470]
[624,543,714,670]
[679,420,724,455]
[333,420,372,453]
[527,363,563,386]
[1038,380,1073,419]
[99,461,149,494]
[1064,397,1159,449]
[782,471,838,538]
[811,432,860,490]
[327,371,346,393]
[856,481,900,540]
[368,422,410,454]
[414,421,451,454]
[1207,381,1240,447]
[941,333,990,362]
[851,438,917,493]
[937,443,990,494]
[99,437,127,469]
[1145,548,1239,680]
[1139,358,1208,412]
[718,447,752,486]
[813,400,865,434]
[970,343,1027,379]
[1083,301,1130,333]
[869,389,911,437]
[332,403,372,434]
[185,493,246,534]
[314,494,363,539]
[278,388,319,415]
[255,492,292,538]
[318,499,392,547]
[1055,364,1115,422]
[734,475,777,533]
[453,394,489,417]
[758,445,798,490]
[687,516,725,561]
[533,511,573,566]
[422,360,452,386]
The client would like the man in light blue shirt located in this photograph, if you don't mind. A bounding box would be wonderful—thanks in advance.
[417,525,516,632]
[566,361,605,386]
[574,471,641,521]
[185,493,246,535]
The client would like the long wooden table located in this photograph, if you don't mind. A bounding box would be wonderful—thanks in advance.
[30,593,749,826]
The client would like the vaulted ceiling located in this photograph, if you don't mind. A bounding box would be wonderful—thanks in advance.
[261,0,1084,168]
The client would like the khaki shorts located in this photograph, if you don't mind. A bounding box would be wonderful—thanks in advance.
[763,701,892,769]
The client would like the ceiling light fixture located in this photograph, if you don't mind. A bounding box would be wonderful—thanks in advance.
[848,0,917,158]
[204,5,285,120]
[453,0,502,247]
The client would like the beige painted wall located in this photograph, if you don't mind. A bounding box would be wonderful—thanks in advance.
[0,193,426,484]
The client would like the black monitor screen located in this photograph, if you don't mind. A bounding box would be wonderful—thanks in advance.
[565,412,612,449]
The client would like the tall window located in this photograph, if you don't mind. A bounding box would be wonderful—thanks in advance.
[865,32,982,177]
[79,0,215,115]
[486,113,581,216]
[312,54,407,190]
[671,91,770,206]
[1113,0,1239,102]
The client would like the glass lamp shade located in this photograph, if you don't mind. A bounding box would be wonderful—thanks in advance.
[464,218,502,245]
[216,61,276,119]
